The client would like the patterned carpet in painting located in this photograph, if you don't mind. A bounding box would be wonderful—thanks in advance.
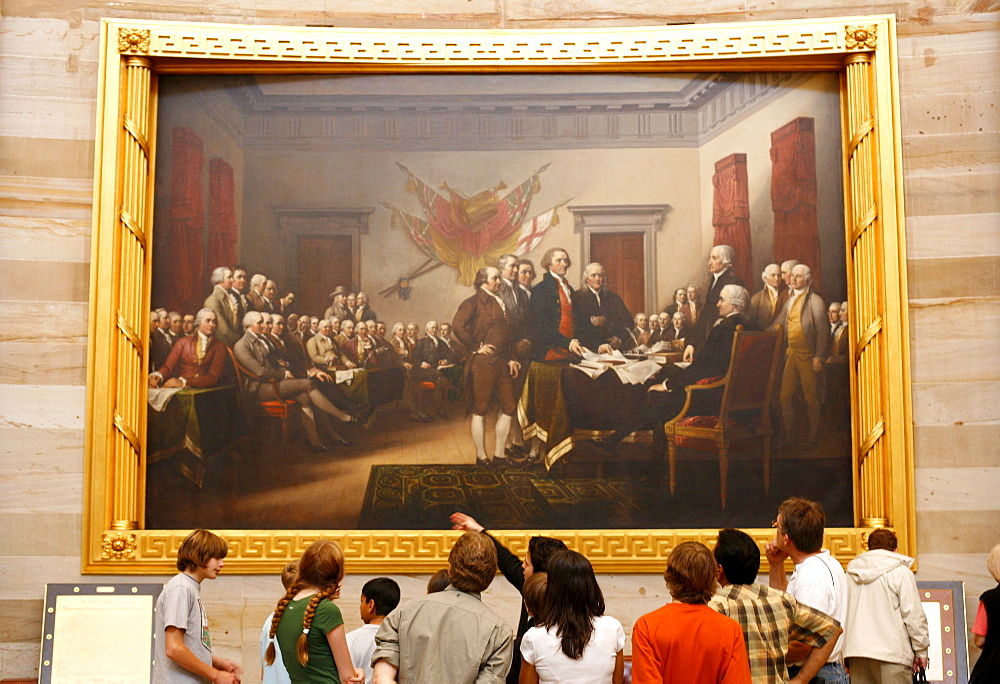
[358,457,853,530]
[359,464,655,530]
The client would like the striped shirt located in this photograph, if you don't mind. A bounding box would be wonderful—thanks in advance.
[709,582,840,683]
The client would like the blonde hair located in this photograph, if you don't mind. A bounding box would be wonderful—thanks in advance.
[265,540,345,667]
[988,543,1000,583]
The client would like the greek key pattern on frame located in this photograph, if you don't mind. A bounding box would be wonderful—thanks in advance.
[124,529,867,573]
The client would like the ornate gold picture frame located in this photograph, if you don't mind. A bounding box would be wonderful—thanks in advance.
[84,16,913,573]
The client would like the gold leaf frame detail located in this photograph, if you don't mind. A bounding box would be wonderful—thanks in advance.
[85,15,913,573]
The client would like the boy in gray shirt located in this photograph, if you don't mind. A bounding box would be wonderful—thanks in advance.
[153,529,241,683]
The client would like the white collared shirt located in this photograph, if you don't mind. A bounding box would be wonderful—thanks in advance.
[588,285,602,307]
[482,286,506,313]
[549,271,572,300]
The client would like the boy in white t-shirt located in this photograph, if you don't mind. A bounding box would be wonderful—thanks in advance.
[345,578,400,684]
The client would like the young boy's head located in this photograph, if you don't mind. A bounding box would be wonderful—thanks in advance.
[280,560,299,590]
[359,577,401,623]
[176,529,228,573]
[522,571,548,621]
[426,569,450,594]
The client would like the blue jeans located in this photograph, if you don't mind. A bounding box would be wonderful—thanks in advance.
[789,662,850,684]
[817,662,850,684]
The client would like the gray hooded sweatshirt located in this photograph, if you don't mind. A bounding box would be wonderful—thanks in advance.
[844,549,930,667]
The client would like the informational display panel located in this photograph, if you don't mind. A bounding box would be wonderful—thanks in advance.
[917,581,970,683]
[39,584,162,684]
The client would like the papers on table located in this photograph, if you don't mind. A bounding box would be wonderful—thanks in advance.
[335,369,358,384]
[147,387,183,411]
[570,349,663,385]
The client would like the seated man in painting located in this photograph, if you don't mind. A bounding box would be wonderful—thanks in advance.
[411,320,455,418]
[272,313,371,421]
[662,311,690,349]
[438,322,468,364]
[149,308,229,389]
[587,284,757,453]
[341,320,381,368]
[572,262,635,353]
[336,318,357,351]
[647,313,665,346]
[632,312,650,347]
[307,319,344,371]
[234,311,360,449]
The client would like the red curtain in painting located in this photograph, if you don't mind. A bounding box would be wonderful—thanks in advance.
[712,153,752,284]
[207,159,237,283]
[166,127,205,314]
[771,117,821,288]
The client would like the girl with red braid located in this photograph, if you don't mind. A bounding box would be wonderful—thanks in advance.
[265,540,364,683]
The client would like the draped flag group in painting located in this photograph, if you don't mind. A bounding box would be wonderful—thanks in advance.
[383,163,567,289]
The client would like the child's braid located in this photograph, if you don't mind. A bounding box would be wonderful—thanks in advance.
[295,584,337,666]
[264,581,302,665]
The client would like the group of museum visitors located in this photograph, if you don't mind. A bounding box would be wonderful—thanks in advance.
[151,495,999,683]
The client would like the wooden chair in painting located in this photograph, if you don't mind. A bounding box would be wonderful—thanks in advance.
[662,327,782,508]
[226,347,297,439]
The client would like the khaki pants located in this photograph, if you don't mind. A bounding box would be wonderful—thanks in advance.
[780,350,822,441]
[848,657,913,684]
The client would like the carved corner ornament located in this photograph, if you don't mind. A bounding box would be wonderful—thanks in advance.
[845,24,877,50]
[118,28,150,54]
[102,532,137,560]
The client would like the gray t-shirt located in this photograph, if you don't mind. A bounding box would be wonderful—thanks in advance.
[153,573,212,683]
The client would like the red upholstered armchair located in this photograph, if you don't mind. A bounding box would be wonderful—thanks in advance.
[662,328,782,507]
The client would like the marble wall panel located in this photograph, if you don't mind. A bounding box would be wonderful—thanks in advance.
[906,214,999,260]
[0,341,88,385]
[0,137,95,179]
[916,468,1000,511]
[0,427,84,471]
[905,171,1000,217]
[0,215,92,263]
[0,385,86,429]
[901,92,1000,140]
[907,255,1000,299]
[0,261,90,303]
[909,298,1000,385]
[914,424,1000,469]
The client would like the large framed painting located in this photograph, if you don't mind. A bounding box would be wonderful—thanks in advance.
[84,16,914,573]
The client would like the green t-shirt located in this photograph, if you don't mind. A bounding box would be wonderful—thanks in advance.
[275,595,345,683]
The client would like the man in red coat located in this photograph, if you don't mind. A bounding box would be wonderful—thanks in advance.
[148,308,228,388]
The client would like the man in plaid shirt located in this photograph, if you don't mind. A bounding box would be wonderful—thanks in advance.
[709,529,842,683]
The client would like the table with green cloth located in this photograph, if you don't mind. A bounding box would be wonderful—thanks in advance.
[147,385,242,487]
[518,360,660,469]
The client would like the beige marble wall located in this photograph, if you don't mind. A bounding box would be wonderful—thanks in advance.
[1,1,997,680]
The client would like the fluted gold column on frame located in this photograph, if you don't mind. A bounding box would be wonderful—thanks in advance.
[844,53,889,528]
[110,55,153,531]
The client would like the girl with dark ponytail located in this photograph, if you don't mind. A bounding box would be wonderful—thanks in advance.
[519,549,624,683]
[265,540,363,683]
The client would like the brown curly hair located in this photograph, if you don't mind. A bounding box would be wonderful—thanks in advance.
[447,532,498,593]
[264,540,345,667]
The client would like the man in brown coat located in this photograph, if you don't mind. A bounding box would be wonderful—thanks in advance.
[452,266,521,466]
